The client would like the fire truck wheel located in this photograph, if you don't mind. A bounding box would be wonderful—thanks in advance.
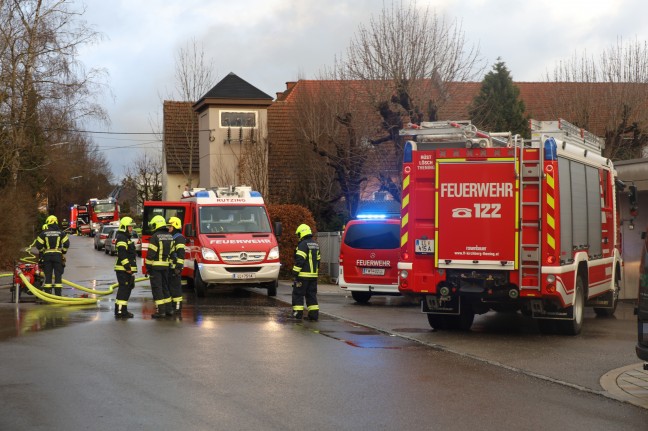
[194,269,206,298]
[594,278,619,317]
[556,276,584,336]
[427,314,449,330]
[264,280,277,297]
[351,291,372,304]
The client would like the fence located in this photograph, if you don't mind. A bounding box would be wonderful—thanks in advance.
[316,231,342,283]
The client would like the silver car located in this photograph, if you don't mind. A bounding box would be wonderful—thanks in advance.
[105,229,141,256]
[94,224,118,251]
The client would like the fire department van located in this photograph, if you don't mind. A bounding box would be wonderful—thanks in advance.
[398,119,635,335]
[142,186,282,297]
[338,214,400,303]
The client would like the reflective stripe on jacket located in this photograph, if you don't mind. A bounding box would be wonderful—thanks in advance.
[292,235,320,278]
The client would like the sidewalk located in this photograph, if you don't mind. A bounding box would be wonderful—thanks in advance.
[601,363,648,409]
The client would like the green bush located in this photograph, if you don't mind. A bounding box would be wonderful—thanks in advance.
[267,204,317,279]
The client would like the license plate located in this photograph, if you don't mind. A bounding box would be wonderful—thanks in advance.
[415,239,434,254]
[362,268,385,276]
[233,273,255,279]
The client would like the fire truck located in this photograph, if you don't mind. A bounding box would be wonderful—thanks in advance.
[397,119,636,335]
[69,204,91,235]
[88,197,120,236]
[142,186,282,297]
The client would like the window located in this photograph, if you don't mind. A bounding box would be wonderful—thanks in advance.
[344,223,400,250]
[220,111,256,128]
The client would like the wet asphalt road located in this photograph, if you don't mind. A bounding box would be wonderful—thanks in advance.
[0,236,647,430]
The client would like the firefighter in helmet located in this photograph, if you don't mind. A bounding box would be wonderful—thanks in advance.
[114,216,137,318]
[167,216,186,315]
[60,218,69,232]
[145,215,175,318]
[291,223,321,321]
[35,215,70,296]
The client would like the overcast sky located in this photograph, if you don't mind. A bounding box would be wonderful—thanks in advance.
[76,0,648,179]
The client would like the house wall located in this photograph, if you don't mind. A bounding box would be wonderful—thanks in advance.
[164,173,199,201]
[198,106,268,188]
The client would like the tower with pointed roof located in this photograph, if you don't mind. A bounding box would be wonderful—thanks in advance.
[192,72,273,189]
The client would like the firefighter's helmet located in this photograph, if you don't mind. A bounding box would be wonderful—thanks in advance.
[149,215,166,231]
[46,215,58,225]
[42,224,48,231]
[119,216,135,231]
[168,216,182,230]
[295,223,312,239]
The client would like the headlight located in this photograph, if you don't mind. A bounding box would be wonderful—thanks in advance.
[267,246,279,260]
[400,270,409,279]
[201,247,219,261]
[546,274,556,283]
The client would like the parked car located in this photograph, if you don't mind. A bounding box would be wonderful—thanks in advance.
[105,229,141,257]
[94,223,118,251]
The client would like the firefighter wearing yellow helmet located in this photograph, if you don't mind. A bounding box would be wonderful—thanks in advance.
[114,216,137,318]
[145,215,175,318]
[35,215,70,296]
[167,216,185,315]
[291,223,321,321]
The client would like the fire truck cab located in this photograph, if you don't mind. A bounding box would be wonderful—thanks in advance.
[142,186,282,297]
[398,119,631,335]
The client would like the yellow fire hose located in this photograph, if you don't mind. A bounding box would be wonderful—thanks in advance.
[0,245,149,304]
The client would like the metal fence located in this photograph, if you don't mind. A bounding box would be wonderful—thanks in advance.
[316,231,342,283]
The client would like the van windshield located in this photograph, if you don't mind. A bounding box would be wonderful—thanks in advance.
[199,205,271,234]
[344,223,400,250]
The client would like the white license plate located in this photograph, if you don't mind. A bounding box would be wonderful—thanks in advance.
[233,273,255,279]
[362,268,385,276]
[415,239,434,254]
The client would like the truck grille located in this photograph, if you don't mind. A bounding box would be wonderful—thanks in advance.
[220,251,266,264]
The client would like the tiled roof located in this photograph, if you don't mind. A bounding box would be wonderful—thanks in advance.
[163,101,200,175]
[200,72,273,101]
[266,79,646,203]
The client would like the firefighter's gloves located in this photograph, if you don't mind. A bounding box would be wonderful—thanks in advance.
[61,255,66,267]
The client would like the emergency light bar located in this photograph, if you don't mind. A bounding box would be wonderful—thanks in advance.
[356,213,400,220]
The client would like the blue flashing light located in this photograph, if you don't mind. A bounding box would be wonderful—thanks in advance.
[356,214,388,220]
[544,137,557,161]
[250,191,262,197]
[195,191,210,197]
[403,141,413,163]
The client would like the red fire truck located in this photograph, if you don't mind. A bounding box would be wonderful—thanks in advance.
[88,197,119,236]
[142,186,282,297]
[398,119,635,335]
[69,204,91,235]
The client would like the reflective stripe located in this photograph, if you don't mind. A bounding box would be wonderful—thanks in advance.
[292,305,304,311]
[116,299,128,306]
[307,305,319,311]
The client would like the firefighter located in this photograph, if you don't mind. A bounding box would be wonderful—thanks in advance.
[145,215,174,318]
[167,216,185,315]
[291,224,321,321]
[60,218,69,232]
[114,216,137,318]
[35,215,70,296]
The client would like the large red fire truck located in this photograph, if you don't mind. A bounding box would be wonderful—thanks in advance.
[88,197,119,235]
[142,186,282,297]
[397,119,636,335]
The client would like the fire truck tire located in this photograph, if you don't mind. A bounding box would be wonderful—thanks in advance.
[594,278,619,317]
[556,276,584,336]
[351,291,372,303]
[265,280,277,297]
[194,269,206,298]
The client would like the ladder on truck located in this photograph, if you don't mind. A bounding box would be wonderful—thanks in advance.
[519,119,606,292]
[399,121,513,147]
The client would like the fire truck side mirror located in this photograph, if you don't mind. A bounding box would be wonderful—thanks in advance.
[274,221,282,237]
[185,223,194,237]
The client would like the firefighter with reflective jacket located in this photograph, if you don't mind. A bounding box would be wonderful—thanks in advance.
[291,224,321,321]
[145,215,175,318]
[114,217,137,318]
[35,215,70,296]
[167,216,185,314]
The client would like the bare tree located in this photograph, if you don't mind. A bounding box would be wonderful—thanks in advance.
[545,37,648,160]
[162,38,215,188]
[123,152,163,208]
[338,0,482,137]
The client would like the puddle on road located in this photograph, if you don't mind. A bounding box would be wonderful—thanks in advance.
[0,287,422,350]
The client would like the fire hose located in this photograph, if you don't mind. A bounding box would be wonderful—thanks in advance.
[0,245,149,304]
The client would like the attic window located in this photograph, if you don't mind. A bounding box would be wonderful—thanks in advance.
[220,111,256,128]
